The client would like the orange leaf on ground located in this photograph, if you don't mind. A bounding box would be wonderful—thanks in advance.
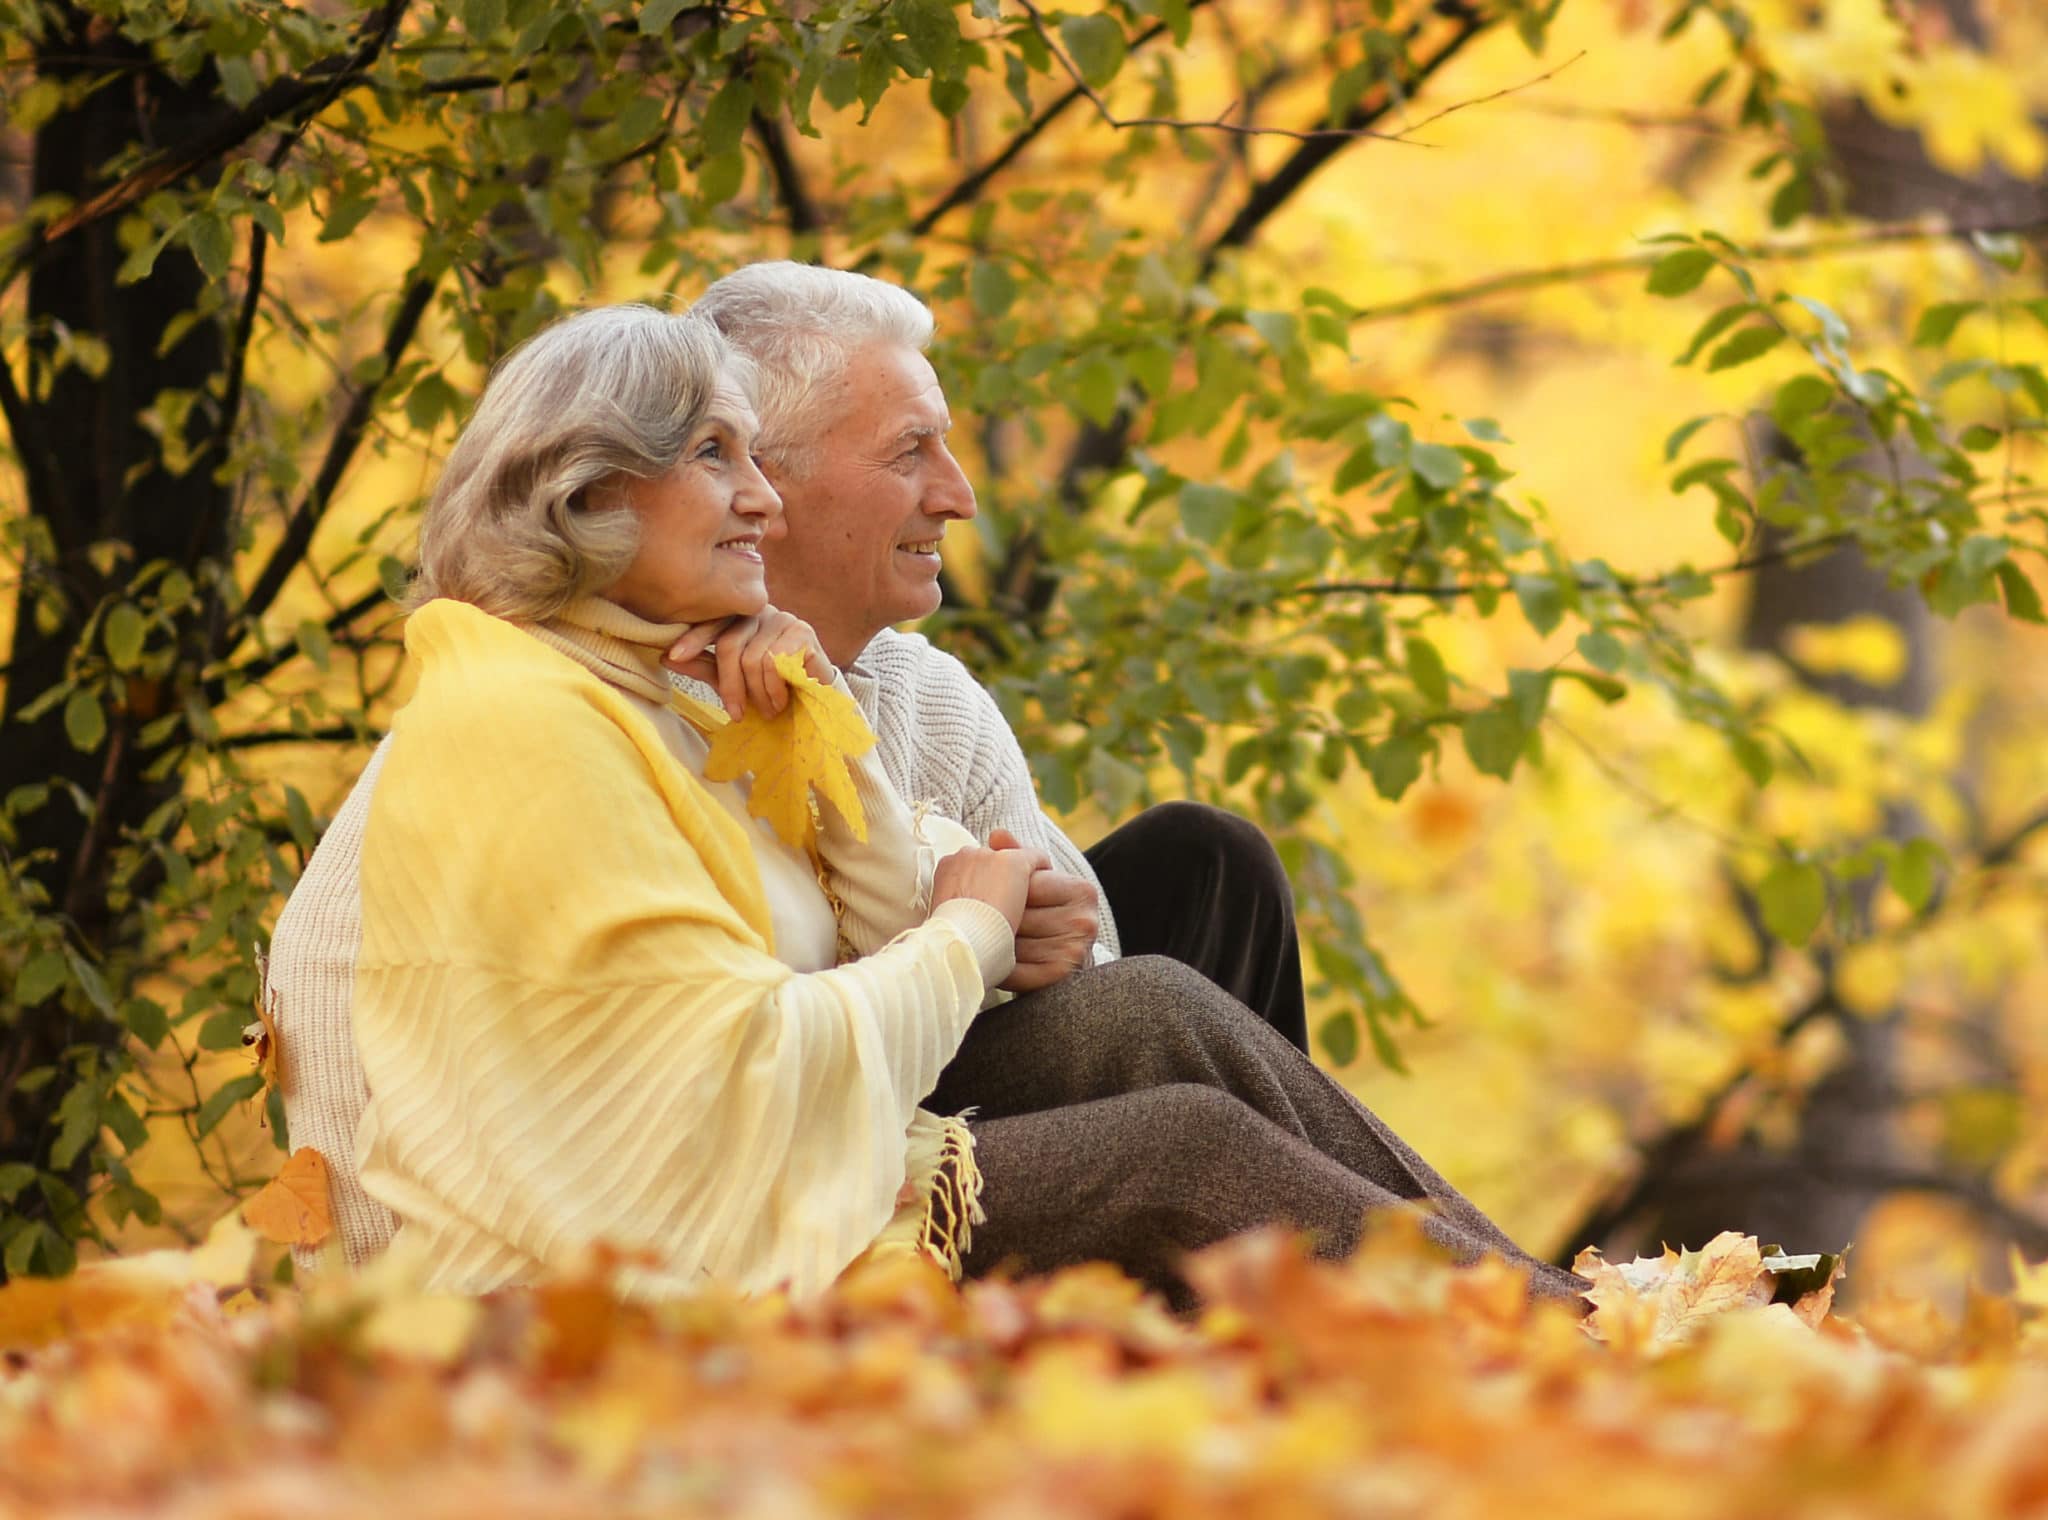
[241,1146,334,1246]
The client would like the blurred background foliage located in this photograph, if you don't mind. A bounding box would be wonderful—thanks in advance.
[2,0,2047,1308]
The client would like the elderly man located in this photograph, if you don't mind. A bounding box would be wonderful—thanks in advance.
[268,263,1306,1268]
[692,262,1306,1039]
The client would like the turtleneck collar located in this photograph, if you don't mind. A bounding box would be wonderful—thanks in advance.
[522,596,687,705]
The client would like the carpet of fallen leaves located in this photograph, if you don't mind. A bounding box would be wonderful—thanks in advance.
[7,1218,2048,1519]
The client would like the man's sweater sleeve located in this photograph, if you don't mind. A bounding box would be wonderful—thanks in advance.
[856,631,1119,960]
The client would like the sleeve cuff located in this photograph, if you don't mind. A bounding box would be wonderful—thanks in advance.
[931,899,1017,990]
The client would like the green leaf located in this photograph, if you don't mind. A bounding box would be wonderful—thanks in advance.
[1405,638,1449,705]
[1997,561,2045,624]
[462,0,505,36]
[1676,303,1753,365]
[1757,859,1827,944]
[1914,301,1982,348]
[1646,247,1716,297]
[317,193,376,243]
[194,1073,265,1140]
[1511,573,1564,636]
[64,689,106,752]
[969,259,1018,318]
[104,602,146,670]
[897,0,962,72]
[1409,443,1463,492]
[124,997,170,1049]
[1889,837,1943,913]
[186,212,233,279]
[1707,324,1785,372]
[14,950,67,1007]
[1177,482,1236,544]
[1664,414,1716,462]
[1318,1010,1360,1068]
[103,1092,149,1153]
[700,76,755,158]
[1772,373,1834,426]
[378,555,409,601]
[1577,629,1625,672]
[1959,535,2008,580]
[1507,668,1553,729]
[639,0,692,33]
[1461,705,1525,780]
[0,1163,36,1204]
[1368,731,1427,800]
[5,1224,43,1279]
[1058,13,1127,88]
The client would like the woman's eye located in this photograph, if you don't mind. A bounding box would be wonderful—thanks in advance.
[697,440,724,461]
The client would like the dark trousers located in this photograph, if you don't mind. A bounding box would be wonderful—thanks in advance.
[928,956,1586,1309]
[1085,801,1309,1054]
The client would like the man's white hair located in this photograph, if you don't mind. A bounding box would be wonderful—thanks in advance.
[694,261,934,477]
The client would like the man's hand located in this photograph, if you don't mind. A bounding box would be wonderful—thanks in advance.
[989,827,1099,992]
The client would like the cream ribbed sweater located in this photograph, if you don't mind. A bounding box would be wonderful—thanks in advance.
[345,599,1009,1299]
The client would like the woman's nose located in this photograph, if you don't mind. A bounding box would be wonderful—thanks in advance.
[737,457,782,520]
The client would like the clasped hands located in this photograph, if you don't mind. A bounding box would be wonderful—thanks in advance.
[671,607,1100,993]
[933,827,1099,993]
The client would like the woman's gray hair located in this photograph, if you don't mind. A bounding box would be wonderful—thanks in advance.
[410,304,749,621]
[693,261,933,477]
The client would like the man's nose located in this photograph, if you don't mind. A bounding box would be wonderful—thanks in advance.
[929,443,977,520]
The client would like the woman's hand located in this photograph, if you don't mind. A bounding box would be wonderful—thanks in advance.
[664,606,836,720]
[932,840,1042,934]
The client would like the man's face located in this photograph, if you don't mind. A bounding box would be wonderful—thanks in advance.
[761,341,976,666]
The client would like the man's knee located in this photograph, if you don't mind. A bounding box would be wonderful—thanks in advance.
[1114,1083,1272,1181]
[1118,802,1291,901]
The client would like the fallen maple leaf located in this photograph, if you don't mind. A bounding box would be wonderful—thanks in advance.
[699,651,877,850]
[241,1146,334,1247]
[1574,1231,1810,1351]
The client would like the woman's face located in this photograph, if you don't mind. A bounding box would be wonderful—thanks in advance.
[603,379,783,625]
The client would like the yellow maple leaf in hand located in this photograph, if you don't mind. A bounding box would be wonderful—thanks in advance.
[700,651,877,850]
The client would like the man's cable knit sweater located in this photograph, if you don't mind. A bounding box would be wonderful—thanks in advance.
[844,628,1118,958]
[269,620,1115,1272]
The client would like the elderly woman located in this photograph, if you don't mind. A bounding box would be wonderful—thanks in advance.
[341,303,1585,1305]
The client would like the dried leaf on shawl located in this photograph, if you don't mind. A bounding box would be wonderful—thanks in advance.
[700,651,878,850]
[241,1146,335,1247]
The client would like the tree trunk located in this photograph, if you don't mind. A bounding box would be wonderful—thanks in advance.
[0,10,230,1198]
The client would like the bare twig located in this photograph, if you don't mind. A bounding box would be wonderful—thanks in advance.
[24,1,413,263]
[228,276,437,649]
[1347,215,2048,328]
[1015,0,1577,150]
[211,584,395,701]
[908,3,1218,235]
[1289,528,1858,603]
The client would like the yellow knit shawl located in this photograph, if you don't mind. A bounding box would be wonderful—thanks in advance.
[352,599,989,1300]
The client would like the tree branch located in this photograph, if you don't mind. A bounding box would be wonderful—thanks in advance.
[219,724,384,751]
[211,584,394,702]
[26,2,412,261]
[1288,527,1859,603]
[997,3,1499,620]
[227,274,436,650]
[907,2,1218,237]
[1551,990,1837,1261]
[1345,215,2048,328]
[1197,6,1494,276]
[751,109,822,236]
[191,219,267,565]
